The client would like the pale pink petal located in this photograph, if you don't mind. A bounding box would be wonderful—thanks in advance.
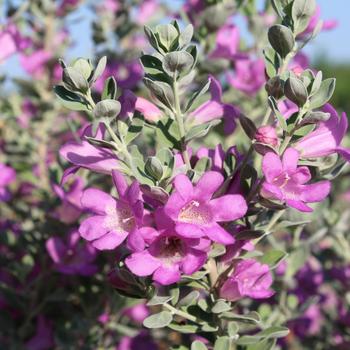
[174,174,193,202]
[282,148,299,173]
[112,170,128,197]
[176,222,204,238]
[204,223,235,244]
[194,171,224,200]
[301,181,331,202]
[46,237,66,263]
[181,250,207,275]
[286,199,313,212]
[291,166,311,184]
[261,183,284,201]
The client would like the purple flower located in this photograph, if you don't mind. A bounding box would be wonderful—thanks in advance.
[227,58,266,95]
[125,227,208,285]
[53,177,84,224]
[117,331,158,350]
[46,231,97,275]
[79,170,143,250]
[0,163,16,201]
[25,316,54,350]
[60,123,118,175]
[295,104,350,162]
[219,259,274,301]
[190,76,239,134]
[301,6,337,37]
[261,148,331,212]
[163,171,247,244]
[209,24,240,61]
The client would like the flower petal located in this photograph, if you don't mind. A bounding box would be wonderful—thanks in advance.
[175,222,204,238]
[262,152,282,182]
[173,174,193,202]
[46,237,66,264]
[210,194,247,221]
[300,181,331,202]
[112,170,128,197]
[79,215,109,241]
[282,147,299,173]
[125,251,160,277]
[194,171,224,201]
[291,166,311,184]
[181,249,207,275]
[260,183,284,201]
[153,265,181,285]
[92,231,128,250]
[285,199,313,212]
[204,223,235,244]
[81,188,115,214]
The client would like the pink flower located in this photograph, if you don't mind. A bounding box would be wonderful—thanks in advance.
[0,23,30,63]
[163,171,247,244]
[255,125,278,147]
[190,76,239,134]
[220,259,274,301]
[46,231,97,275]
[19,50,52,77]
[125,227,207,285]
[227,58,266,95]
[122,303,150,323]
[136,0,158,25]
[295,104,350,162]
[60,123,118,174]
[210,25,240,61]
[261,148,331,212]
[79,170,144,250]
[0,163,16,201]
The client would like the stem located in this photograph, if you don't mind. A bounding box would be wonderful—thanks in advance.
[163,303,199,323]
[173,79,191,170]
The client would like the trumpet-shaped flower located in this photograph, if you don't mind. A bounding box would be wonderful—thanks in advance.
[46,231,97,275]
[163,171,247,244]
[220,259,274,302]
[0,163,16,201]
[227,58,265,95]
[60,123,118,174]
[261,148,331,212]
[295,104,350,162]
[79,170,143,250]
[190,76,239,134]
[125,227,207,285]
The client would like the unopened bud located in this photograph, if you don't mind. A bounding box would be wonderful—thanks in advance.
[265,76,284,99]
[145,157,164,181]
[255,126,278,147]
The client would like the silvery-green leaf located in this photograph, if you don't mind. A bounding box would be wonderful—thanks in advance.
[179,24,194,47]
[54,85,89,111]
[169,323,199,334]
[309,78,336,109]
[163,51,194,77]
[268,25,295,58]
[268,96,287,130]
[263,48,281,78]
[284,77,308,107]
[185,120,220,142]
[212,300,231,314]
[125,115,144,144]
[93,99,121,119]
[228,322,239,337]
[72,58,92,80]
[90,56,107,83]
[85,137,116,150]
[292,0,316,34]
[143,78,174,108]
[260,250,288,269]
[310,71,322,96]
[186,45,198,68]
[185,79,210,112]
[301,111,330,125]
[143,311,173,328]
[236,229,265,240]
[191,341,208,350]
[147,294,173,306]
[155,24,179,51]
[140,55,164,75]
[63,67,89,93]
[144,25,161,52]
[102,76,117,100]
[178,290,200,307]
[214,336,230,350]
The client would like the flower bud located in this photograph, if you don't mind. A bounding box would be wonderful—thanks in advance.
[284,77,308,107]
[265,76,284,99]
[254,125,278,147]
[93,99,121,119]
[145,157,164,181]
[268,25,295,58]
[108,267,153,299]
